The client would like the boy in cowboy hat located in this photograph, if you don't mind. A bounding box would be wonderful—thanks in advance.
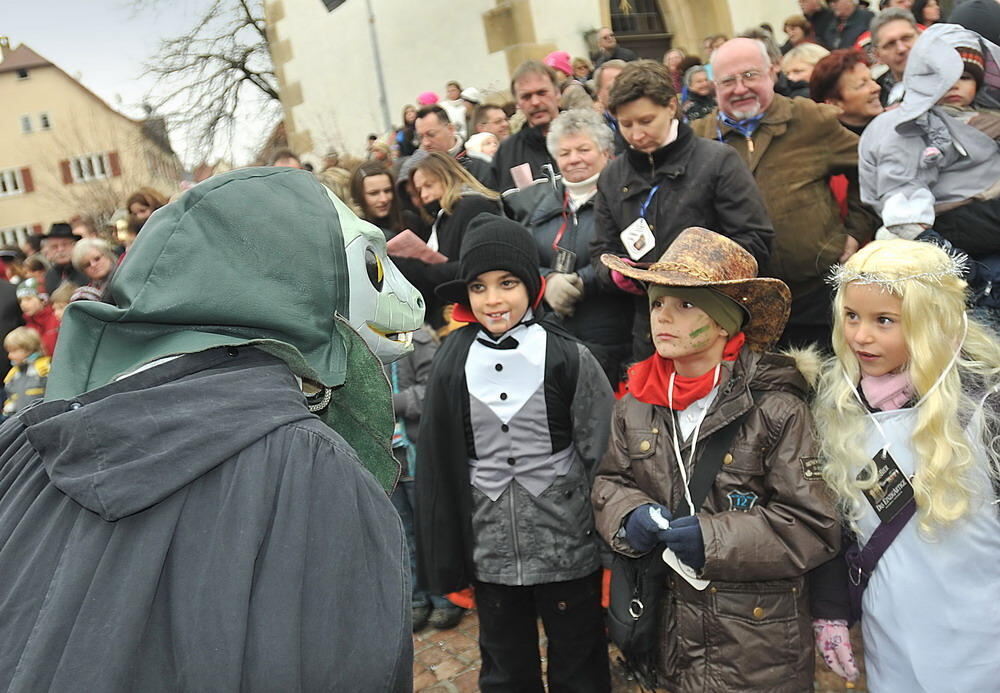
[592,227,841,692]
[415,213,614,692]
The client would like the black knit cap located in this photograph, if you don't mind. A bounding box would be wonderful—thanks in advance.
[435,213,542,306]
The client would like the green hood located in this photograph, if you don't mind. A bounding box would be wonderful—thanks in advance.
[47,167,355,399]
[46,167,414,491]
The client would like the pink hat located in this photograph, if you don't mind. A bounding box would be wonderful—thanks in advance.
[544,50,573,77]
[416,91,439,106]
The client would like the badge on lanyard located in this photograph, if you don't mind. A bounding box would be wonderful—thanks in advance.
[858,449,916,523]
[620,218,655,261]
[619,184,660,261]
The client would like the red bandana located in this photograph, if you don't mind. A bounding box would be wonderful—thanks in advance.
[627,333,746,410]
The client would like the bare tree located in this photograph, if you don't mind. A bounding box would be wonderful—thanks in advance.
[142,0,281,159]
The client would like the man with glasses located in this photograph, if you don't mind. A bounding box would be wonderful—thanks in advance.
[473,104,511,142]
[415,105,496,189]
[691,38,878,348]
[872,8,921,105]
[593,27,637,68]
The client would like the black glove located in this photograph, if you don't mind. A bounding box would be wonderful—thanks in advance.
[623,503,672,552]
[661,515,705,571]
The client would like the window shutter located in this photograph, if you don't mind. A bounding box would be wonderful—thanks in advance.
[59,160,72,184]
[20,167,34,193]
[109,151,121,177]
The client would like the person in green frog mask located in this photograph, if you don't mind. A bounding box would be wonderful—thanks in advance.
[0,167,423,692]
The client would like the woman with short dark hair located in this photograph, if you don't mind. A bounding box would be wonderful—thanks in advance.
[591,59,774,362]
[810,49,884,134]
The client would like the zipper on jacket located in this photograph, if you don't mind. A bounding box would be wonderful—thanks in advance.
[509,482,524,584]
[746,135,755,154]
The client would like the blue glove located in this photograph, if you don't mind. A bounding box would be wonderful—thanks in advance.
[623,504,672,552]
[661,515,705,572]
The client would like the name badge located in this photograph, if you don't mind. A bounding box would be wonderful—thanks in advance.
[620,217,655,261]
[552,247,577,274]
[858,449,915,523]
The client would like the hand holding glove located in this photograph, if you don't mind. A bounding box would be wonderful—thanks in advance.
[544,272,584,317]
[623,503,672,552]
[813,619,859,682]
[660,515,705,572]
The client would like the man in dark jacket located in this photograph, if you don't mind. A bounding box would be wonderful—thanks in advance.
[824,0,876,48]
[492,60,561,191]
[801,0,837,49]
[42,222,88,292]
[692,38,878,348]
[416,105,496,189]
[0,168,419,692]
[593,27,638,67]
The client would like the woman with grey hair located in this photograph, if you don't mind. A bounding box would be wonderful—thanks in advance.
[681,64,716,121]
[504,108,632,384]
[70,237,117,300]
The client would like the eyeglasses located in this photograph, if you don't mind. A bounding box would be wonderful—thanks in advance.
[716,70,764,89]
[877,33,917,51]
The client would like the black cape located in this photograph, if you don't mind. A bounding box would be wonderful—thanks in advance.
[0,348,411,692]
[414,320,581,594]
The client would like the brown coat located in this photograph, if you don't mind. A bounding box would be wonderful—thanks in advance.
[691,96,879,325]
[592,349,839,692]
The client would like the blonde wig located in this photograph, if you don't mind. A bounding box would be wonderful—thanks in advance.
[815,239,1000,534]
[411,151,498,215]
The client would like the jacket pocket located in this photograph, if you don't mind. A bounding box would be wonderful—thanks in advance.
[703,580,808,689]
[625,428,658,461]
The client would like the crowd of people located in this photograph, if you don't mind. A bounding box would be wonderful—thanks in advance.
[0,186,167,414]
[2,1,999,691]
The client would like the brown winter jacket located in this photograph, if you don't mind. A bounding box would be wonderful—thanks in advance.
[691,95,879,326]
[592,348,840,693]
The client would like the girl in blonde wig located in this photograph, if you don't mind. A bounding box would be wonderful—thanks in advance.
[814,239,1000,691]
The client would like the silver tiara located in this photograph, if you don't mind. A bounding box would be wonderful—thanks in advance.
[827,251,968,289]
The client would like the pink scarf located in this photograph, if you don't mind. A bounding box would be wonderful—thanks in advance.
[860,371,915,411]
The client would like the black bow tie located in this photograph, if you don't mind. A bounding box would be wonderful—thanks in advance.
[476,335,519,350]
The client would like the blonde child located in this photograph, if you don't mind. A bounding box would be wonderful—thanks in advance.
[49,283,75,321]
[3,327,50,415]
[814,239,1000,690]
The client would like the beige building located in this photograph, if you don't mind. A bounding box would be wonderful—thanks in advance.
[0,38,181,246]
[265,0,798,158]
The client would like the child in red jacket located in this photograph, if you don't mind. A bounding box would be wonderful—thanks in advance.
[16,278,60,356]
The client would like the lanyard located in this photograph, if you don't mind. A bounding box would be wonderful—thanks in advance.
[667,364,722,515]
[639,184,661,220]
[552,191,571,251]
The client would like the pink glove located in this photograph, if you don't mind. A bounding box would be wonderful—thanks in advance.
[813,619,859,682]
[610,258,644,295]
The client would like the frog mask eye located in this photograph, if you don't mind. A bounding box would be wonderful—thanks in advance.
[365,247,384,292]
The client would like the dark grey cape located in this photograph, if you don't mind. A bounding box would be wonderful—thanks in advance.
[0,347,411,692]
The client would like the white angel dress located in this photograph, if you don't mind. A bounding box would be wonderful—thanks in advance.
[857,406,1000,692]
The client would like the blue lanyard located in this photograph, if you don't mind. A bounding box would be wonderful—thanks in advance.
[639,184,660,220]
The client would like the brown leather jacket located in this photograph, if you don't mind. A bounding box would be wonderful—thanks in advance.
[592,349,839,692]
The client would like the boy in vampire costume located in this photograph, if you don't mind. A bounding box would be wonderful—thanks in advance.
[0,168,424,692]
[416,214,615,691]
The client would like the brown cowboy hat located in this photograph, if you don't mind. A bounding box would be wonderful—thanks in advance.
[601,227,791,351]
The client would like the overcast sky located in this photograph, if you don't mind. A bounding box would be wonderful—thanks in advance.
[6,0,275,168]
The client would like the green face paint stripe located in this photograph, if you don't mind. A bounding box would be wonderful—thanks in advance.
[689,324,710,338]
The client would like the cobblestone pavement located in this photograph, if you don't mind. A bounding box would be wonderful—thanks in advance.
[413,609,867,692]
